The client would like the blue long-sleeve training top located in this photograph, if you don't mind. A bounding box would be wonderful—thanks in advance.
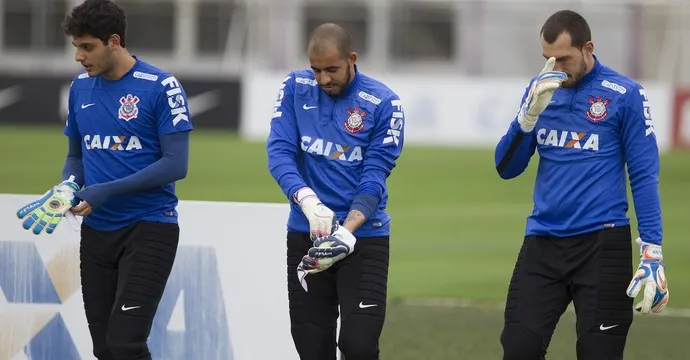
[63,57,193,231]
[495,56,662,245]
[267,67,405,237]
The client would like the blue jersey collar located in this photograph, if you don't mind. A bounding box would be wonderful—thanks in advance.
[99,55,140,82]
[338,64,361,97]
[576,54,602,88]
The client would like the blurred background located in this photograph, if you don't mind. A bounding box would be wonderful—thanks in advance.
[2,0,690,81]
[1,0,689,359]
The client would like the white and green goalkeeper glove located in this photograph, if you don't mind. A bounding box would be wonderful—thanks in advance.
[294,187,337,241]
[517,57,567,132]
[626,237,669,314]
[16,175,81,235]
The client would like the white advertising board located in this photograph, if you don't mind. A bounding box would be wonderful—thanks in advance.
[241,71,672,152]
[0,195,300,360]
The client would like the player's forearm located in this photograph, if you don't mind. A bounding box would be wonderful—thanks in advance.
[629,169,663,245]
[342,209,368,233]
[108,154,186,194]
[62,136,84,186]
[267,150,308,200]
[107,132,188,193]
[495,120,536,179]
[344,193,380,233]
[74,132,188,208]
[356,168,387,198]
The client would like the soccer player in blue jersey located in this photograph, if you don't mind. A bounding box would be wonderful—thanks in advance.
[495,10,668,360]
[16,1,192,359]
[267,23,404,360]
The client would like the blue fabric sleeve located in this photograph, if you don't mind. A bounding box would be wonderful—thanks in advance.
[266,73,309,201]
[494,79,538,179]
[349,194,379,220]
[354,95,405,203]
[62,136,84,187]
[156,75,194,135]
[63,81,81,140]
[74,131,189,209]
[621,85,663,245]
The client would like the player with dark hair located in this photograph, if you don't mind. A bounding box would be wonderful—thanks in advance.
[16,0,192,359]
[494,9,668,360]
[267,23,405,360]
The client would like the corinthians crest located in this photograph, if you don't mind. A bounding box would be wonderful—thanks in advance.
[586,96,611,122]
[118,94,140,121]
[344,107,366,133]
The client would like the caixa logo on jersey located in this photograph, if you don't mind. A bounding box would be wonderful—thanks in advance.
[83,135,142,151]
[300,136,363,162]
[536,128,600,151]
[0,242,233,360]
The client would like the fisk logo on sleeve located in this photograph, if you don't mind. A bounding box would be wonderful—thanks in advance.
[639,89,655,136]
[383,100,404,146]
[272,76,290,120]
[161,76,189,126]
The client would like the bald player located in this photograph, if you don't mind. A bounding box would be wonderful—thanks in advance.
[266,23,405,360]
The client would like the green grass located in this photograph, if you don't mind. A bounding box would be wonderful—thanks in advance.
[1,125,689,359]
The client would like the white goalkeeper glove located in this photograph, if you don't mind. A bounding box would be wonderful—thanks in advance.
[517,57,567,132]
[626,237,669,314]
[294,187,337,241]
[297,224,357,291]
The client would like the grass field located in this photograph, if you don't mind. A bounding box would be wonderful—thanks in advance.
[1,125,689,359]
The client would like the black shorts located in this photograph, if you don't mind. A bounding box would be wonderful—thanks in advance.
[80,220,179,360]
[286,231,390,360]
[501,225,634,360]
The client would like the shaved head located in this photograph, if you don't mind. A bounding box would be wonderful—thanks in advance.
[308,23,353,59]
[307,23,358,97]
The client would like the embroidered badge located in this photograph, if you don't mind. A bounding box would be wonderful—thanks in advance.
[344,107,366,133]
[118,94,140,121]
[586,96,611,122]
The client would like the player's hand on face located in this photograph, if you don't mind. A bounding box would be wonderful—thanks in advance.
[71,200,93,217]
[517,57,568,132]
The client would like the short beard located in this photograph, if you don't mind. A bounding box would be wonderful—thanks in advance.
[561,55,587,88]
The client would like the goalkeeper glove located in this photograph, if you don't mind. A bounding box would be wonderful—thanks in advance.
[294,187,337,241]
[517,57,567,132]
[626,237,669,314]
[16,176,81,235]
[297,224,357,291]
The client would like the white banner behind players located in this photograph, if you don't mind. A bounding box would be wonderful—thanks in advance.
[0,195,301,360]
[242,72,673,152]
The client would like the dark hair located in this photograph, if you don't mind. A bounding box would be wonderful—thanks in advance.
[62,0,127,47]
[540,10,591,49]
[308,23,354,59]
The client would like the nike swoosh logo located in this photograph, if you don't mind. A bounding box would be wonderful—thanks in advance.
[81,103,95,109]
[0,86,22,110]
[187,90,221,116]
[599,324,618,331]
[303,104,317,110]
[359,301,377,309]
[121,305,141,311]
